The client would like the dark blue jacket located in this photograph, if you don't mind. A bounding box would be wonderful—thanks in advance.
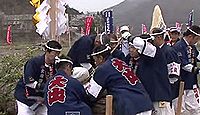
[112,49,126,61]
[44,70,92,115]
[87,57,153,115]
[161,44,181,99]
[173,39,199,89]
[14,54,55,106]
[67,35,96,67]
[136,47,172,102]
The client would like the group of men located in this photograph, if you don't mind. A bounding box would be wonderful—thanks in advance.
[14,24,200,115]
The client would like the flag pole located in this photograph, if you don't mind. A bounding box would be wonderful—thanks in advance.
[68,27,71,48]
[49,0,58,40]
[176,81,184,115]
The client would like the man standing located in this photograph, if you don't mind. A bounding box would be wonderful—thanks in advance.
[151,28,181,114]
[173,25,200,115]
[14,40,62,115]
[129,36,175,115]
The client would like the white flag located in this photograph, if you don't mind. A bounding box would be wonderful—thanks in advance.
[150,5,166,31]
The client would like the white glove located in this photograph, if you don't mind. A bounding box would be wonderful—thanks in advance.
[122,31,131,40]
[131,37,145,54]
[130,37,156,57]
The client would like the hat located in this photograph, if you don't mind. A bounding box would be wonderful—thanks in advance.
[120,25,129,33]
[45,40,62,52]
[91,45,111,56]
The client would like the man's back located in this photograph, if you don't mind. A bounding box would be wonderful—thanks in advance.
[44,70,92,115]
[88,57,153,115]
[136,47,172,102]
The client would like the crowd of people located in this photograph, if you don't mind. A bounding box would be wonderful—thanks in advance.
[14,24,200,115]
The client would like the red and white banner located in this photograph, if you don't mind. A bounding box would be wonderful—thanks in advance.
[85,16,93,35]
[176,22,182,31]
[6,25,12,45]
[142,24,147,34]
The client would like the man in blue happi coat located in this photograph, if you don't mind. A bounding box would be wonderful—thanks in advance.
[86,45,153,115]
[44,55,92,115]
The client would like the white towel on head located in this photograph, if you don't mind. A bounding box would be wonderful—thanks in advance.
[72,67,90,85]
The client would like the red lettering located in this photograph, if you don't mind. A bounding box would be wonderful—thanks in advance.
[48,88,65,106]
[122,67,139,85]
[48,76,68,89]
[47,76,68,106]
[112,58,139,85]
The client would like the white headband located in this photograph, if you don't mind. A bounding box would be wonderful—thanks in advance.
[150,30,165,36]
[187,27,200,37]
[170,28,180,33]
[45,44,62,52]
[99,32,106,45]
[91,46,111,56]
[110,40,118,43]
[55,57,73,65]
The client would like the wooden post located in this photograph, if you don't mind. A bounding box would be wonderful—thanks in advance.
[49,0,58,40]
[106,95,113,115]
[176,81,185,115]
[68,28,71,48]
[111,37,123,54]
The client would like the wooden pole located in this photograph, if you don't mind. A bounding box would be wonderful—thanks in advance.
[68,28,71,48]
[176,81,185,115]
[106,95,113,115]
[111,37,123,54]
[49,0,57,40]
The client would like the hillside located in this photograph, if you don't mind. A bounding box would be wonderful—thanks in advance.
[0,0,34,14]
[109,0,200,34]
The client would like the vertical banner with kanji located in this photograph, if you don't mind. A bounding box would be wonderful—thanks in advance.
[85,16,93,35]
[187,10,194,27]
[103,10,113,34]
[6,25,12,45]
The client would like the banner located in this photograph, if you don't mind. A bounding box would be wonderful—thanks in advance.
[6,25,12,45]
[176,22,182,31]
[187,10,194,27]
[150,5,166,31]
[85,16,93,35]
[103,10,113,34]
[32,0,68,38]
[142,24,147,34]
